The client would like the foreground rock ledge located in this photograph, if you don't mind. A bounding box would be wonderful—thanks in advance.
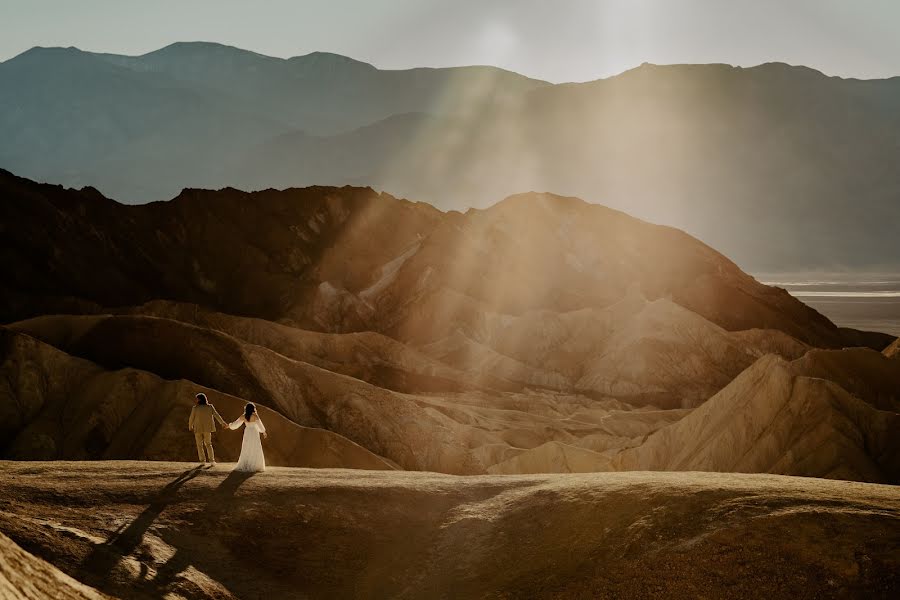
[0,461,897,599]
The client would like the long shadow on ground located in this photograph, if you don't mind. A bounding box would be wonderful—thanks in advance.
[79,467,255,598]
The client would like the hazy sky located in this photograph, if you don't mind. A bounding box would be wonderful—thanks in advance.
[1,0,898,82]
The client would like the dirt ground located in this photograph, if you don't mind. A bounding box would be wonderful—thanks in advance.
[1,461,898,599]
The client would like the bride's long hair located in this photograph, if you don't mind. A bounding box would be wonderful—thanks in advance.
[244,402,256,421]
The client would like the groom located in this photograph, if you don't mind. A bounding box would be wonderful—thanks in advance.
[188,392,228,465]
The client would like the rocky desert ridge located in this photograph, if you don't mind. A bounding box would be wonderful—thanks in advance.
[0,170,898,598]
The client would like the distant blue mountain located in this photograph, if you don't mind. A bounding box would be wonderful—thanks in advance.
[1,42,898,270]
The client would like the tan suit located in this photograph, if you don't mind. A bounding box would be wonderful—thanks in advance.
[189,404,227,462]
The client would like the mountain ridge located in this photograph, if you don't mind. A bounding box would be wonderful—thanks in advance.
[10,43,900,82]
[4,42,899,270]
[2,168,891,351]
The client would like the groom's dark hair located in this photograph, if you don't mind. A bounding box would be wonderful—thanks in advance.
[196,393,208,405]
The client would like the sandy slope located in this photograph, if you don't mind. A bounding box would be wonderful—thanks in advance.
[791,347,900,412]
[122,301,501,393]
[0,329,392,470]
[0,531,109,599]
[0,461,897,599]
[4,322,898,480]
[0,325,680,474]
[11,296,810,408]
[609,355,900,483]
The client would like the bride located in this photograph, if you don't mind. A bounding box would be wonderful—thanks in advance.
[228,402,268,472]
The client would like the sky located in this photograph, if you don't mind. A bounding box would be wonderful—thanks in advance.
[1,0,898,82]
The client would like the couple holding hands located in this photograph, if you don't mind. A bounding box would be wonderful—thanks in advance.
[188,392,268,472]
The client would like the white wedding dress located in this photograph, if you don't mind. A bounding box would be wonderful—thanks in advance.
[228,415,267,472]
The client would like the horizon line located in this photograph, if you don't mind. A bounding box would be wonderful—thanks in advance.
[4,40,900,84]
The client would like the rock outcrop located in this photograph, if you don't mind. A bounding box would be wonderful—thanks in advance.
[0,531,107,600]
[884,337,900,359]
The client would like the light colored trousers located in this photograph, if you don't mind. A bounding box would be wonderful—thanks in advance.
[194,432,215,462]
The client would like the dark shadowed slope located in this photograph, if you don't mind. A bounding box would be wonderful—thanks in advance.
[0,462,898,599]
[791,347,900,412]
